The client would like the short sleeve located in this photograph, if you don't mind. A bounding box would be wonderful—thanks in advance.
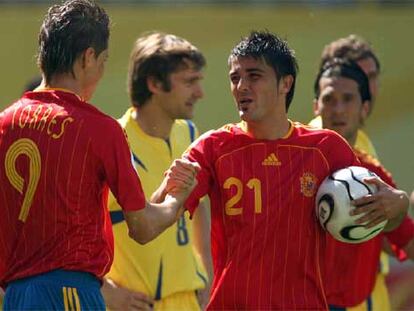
[385,216,414,260]
[183,133,215,217]
[318,130,360,171]
[97,120,146,212]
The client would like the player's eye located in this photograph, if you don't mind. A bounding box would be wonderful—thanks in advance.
[322,95,333,105]
[230,75,239,84]
[343,94,354,103]
[249,73,261,81]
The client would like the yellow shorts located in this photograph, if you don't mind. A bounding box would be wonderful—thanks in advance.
[347,273,390,311]
[155,290,200,311]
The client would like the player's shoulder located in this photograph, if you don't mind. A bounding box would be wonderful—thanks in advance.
[173,119,198,139]
[198,122,240,141]
[354,148,381,167]
[174,119,197,129]
[291,121,347,144]
[81,107,126,143]
[354,148,394,183]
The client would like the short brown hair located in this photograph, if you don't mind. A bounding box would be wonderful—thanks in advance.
[128,32,206,108]
[320,34,380,72]
[37,0,110,84]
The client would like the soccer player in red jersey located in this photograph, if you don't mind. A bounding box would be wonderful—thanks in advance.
[154,30,367,310]
[0,1,198,310]
[313,58,413,310]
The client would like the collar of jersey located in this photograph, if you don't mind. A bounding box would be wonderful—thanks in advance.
[122,107,171,147]
[237,119,295,140]
[33,87,84,102]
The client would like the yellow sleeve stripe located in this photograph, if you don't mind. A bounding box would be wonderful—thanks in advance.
[73,288,81,311]
[68,288,75,310]
[63,287,69,311]
[63,287,82,311]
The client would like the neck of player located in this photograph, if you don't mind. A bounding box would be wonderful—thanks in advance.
[133,101,175,140]
[246,114,291,140]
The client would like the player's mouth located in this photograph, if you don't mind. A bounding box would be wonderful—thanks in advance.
[331,120,347,127]
[185,101,195,108]
[238,98,253,111]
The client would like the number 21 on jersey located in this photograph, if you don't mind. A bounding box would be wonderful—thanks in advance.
[223,177,262,216]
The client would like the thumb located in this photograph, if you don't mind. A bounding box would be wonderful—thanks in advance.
[191,161,201,173]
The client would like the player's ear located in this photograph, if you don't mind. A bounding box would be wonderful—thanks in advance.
[82,47,97,69]
[279,75,294,95]
[361,100,370,121]
[147,76,163,95]
[313,98,321,116]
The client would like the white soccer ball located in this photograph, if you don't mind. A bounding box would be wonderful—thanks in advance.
[316,166,387,244]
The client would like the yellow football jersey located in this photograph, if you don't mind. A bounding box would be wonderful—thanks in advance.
[106,108,207,301]
[308,116,378,158]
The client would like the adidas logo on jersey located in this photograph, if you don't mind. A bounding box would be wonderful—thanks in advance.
[262,153,281,166]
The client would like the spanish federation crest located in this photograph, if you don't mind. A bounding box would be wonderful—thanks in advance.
[300,172,318,197]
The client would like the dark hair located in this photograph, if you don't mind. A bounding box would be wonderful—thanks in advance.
[314,58,371,102]
[320,34,380,73]
[128,32,206,108]
[37,0,110,83]
[228,30,298,110]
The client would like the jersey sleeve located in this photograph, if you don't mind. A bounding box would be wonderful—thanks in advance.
[318,130,360,171]
[97,120,146,212]
[357,152,397,188]
[385,216,414,261]
[183,132,215,217]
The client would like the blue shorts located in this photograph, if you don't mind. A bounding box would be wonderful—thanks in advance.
[3,270,105,311]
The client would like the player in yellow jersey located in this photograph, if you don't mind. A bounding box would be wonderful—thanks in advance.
[102,32,212,311]
[311,35,414,311]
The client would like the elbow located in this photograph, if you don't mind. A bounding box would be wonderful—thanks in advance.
[128,228,154,245]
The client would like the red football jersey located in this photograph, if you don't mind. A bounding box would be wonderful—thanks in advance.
[184,121,358,310]
[323,148,410,307]
[358,149,414,258]
[0,89,145,287]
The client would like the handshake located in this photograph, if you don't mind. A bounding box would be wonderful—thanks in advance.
[152,159,200,207]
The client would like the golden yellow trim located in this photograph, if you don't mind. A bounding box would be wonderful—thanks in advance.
[68,287,75,311]
[237,120,248,132]
[5,138,41,222]
[73,288,81,311]
[63,287,69,311]
[281,120,294,139]
[34,87,83,101]
[236,120,294,139]
[278,144,330,172]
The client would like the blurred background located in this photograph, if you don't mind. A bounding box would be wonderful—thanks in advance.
[0,1,413,308]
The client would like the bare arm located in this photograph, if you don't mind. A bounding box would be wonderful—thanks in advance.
[124,196,185,245]
[124,159,199,245]
[192,198,213,309]
[351,177,409,231]
[102,278,154,311]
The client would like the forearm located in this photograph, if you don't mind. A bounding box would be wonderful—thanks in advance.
[101,278,118,309]
[101,277,154,310]
[150,180,168,203]
[126,197,183,244]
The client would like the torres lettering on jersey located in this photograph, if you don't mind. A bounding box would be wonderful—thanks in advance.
[11,104,74,139]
